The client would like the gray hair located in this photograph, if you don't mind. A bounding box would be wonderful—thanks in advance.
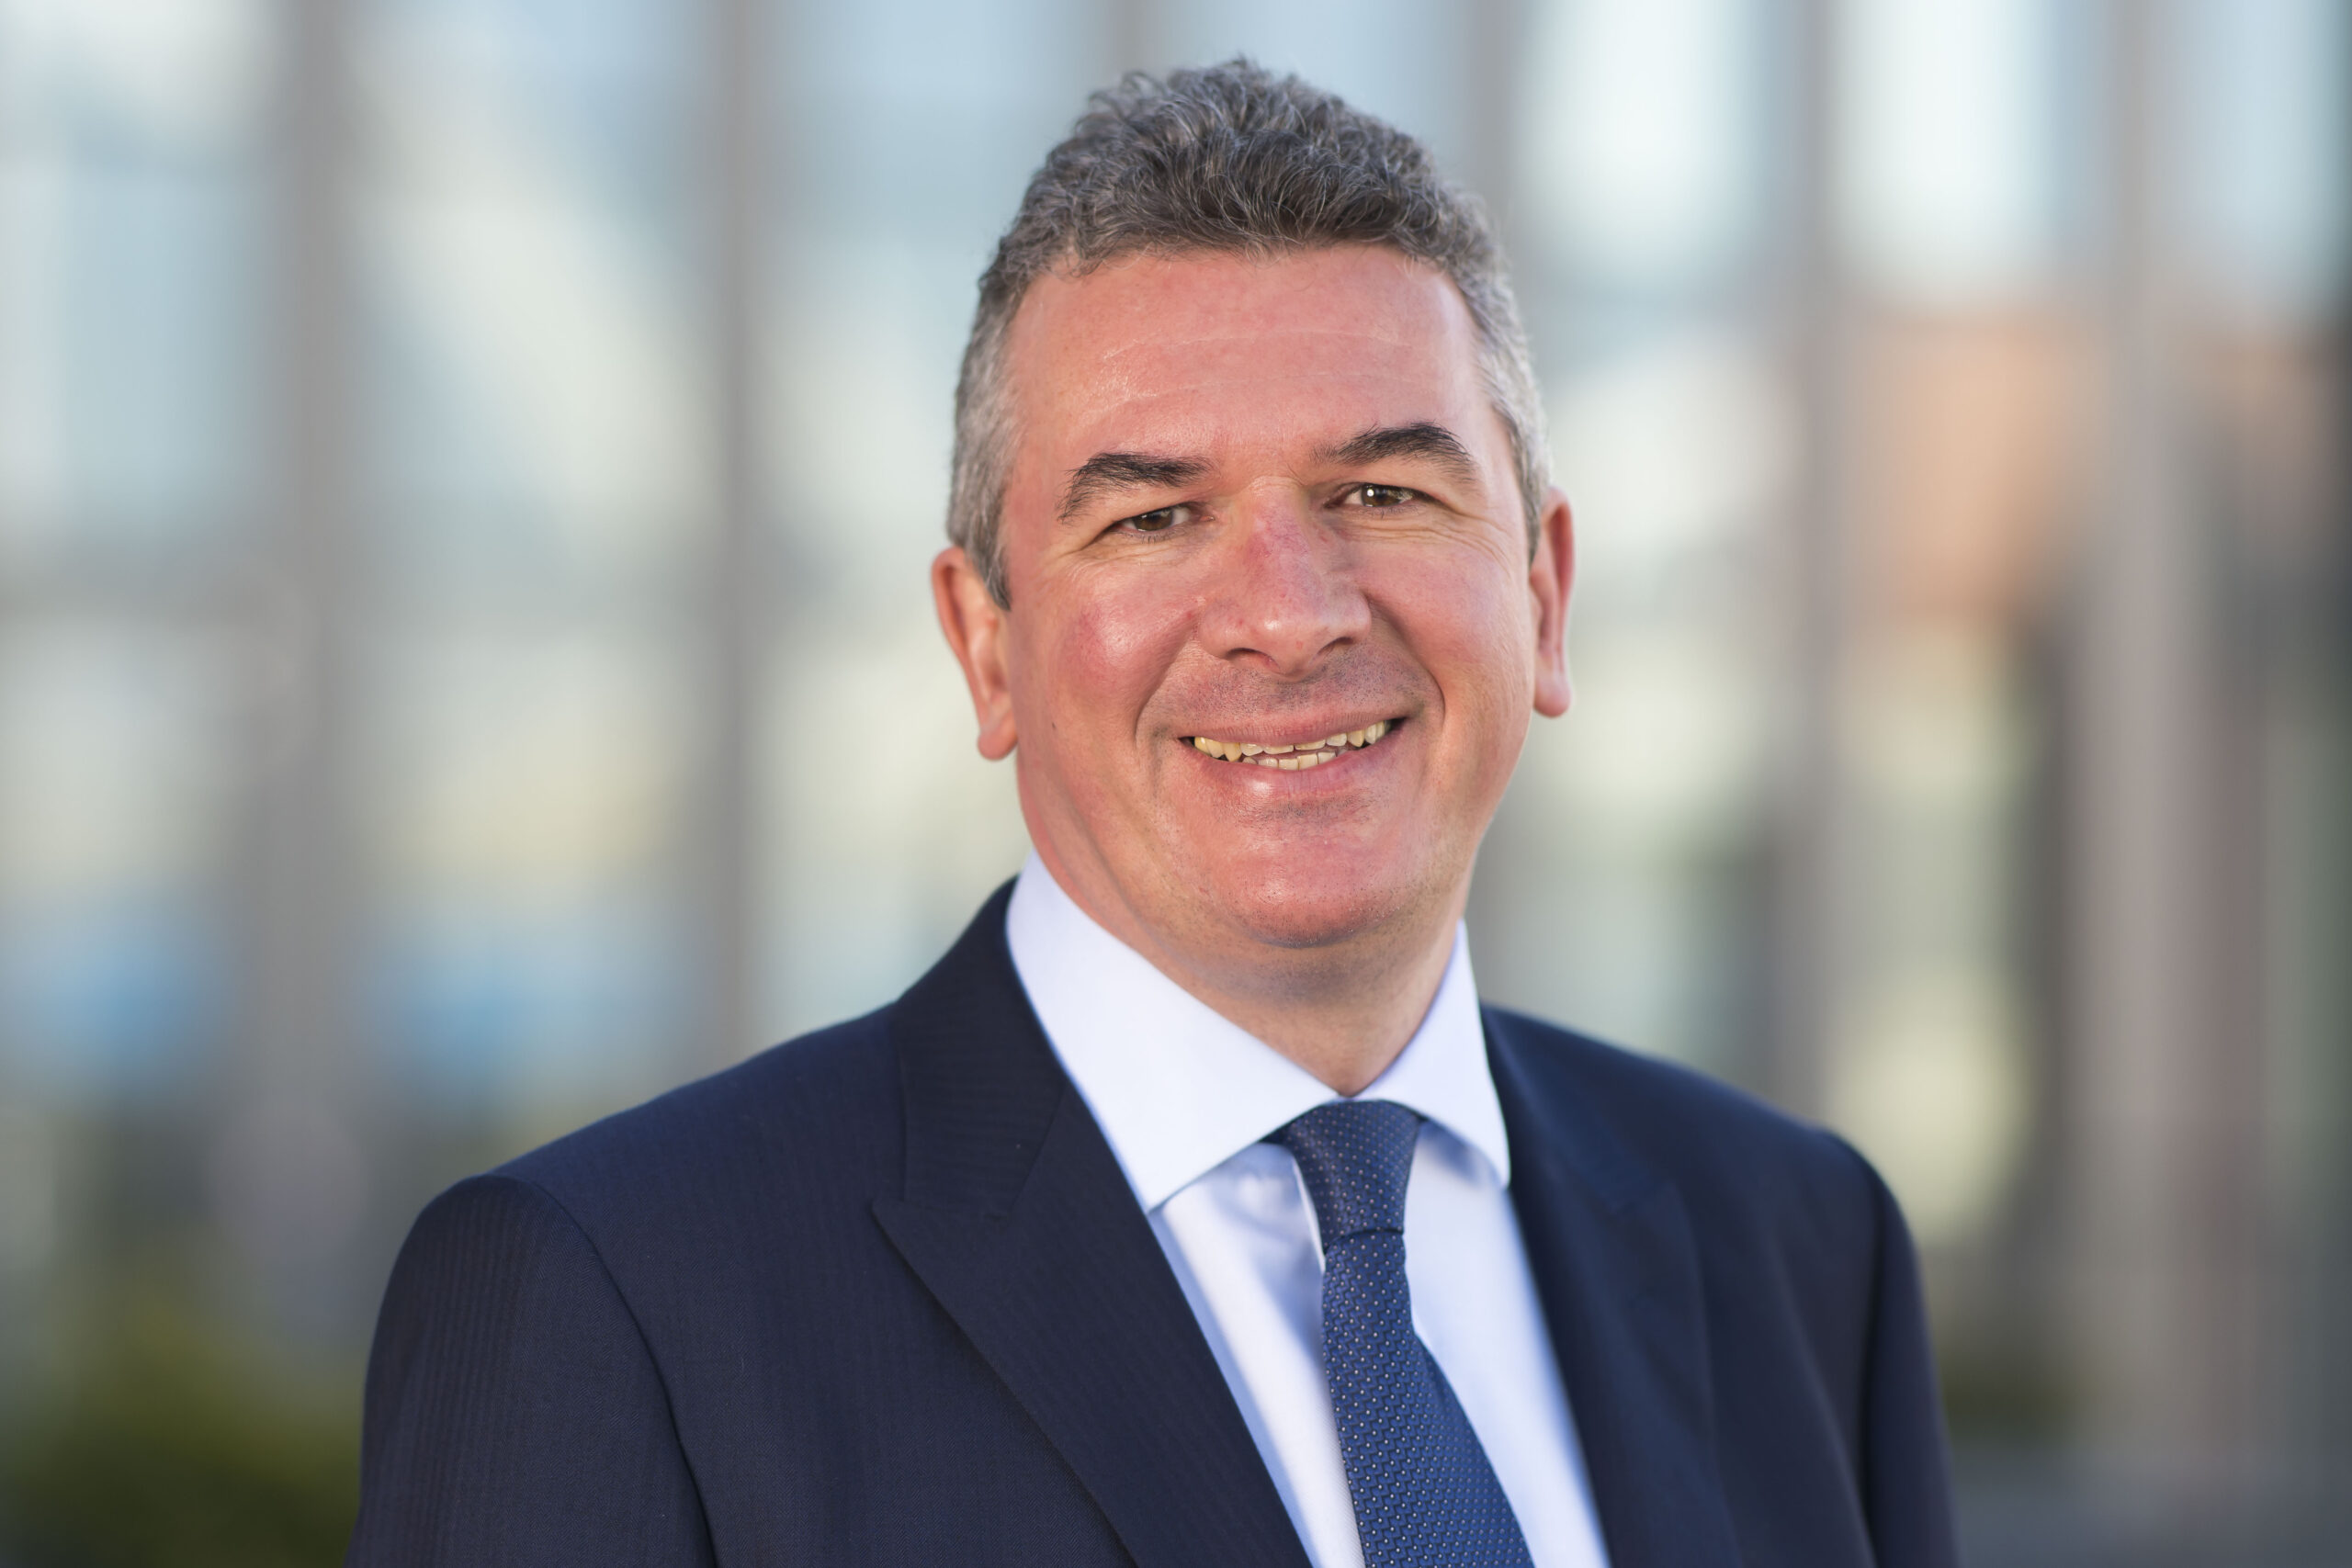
[948,59,1550,604]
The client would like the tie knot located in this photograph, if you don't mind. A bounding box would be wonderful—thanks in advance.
[1271,1100,1421,1244]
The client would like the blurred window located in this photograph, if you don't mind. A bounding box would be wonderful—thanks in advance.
[2174,0,2350,320]
[347,0,712,1113]
[1837,0,2076,304]
[0,620,235,1098]
[0,0,272,1103]
[0,0,274,572]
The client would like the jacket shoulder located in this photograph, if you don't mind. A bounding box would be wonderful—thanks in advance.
[1484,1005,1883,1239]
[491,1004,905,1232]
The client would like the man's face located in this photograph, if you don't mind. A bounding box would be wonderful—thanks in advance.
[937,245,1571,973]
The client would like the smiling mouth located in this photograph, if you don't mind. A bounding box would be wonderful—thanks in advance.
[1184,718,1396,771]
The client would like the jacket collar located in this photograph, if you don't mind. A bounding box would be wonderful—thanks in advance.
[1486,1007,1745,1567]
[873,884,1312,1568]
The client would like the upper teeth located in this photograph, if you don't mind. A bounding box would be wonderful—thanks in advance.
[1189,719,1390,769]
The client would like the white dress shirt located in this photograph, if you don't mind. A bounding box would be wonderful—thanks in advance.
[1005,854,1611,1568]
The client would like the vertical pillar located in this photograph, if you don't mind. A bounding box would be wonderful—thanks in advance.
[1770,0,1849,1119]
[2064,0,2261,1484]
[1107,0,1157,78]
[225,0,368,1337]
[700,0,767,1066]
[1459,0,1524,228]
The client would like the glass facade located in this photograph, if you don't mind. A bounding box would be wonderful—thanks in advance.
[1,0,2345,1559]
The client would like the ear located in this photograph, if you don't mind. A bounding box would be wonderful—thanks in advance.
[933,546,1019,760]
[1529,487,1575,718]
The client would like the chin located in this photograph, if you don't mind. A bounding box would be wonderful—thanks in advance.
[1203,859,1431,953]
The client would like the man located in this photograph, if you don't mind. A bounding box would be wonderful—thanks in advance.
[349,62,1958,1568]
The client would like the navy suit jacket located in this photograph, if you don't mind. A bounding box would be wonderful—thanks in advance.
[349,886,1959,1566]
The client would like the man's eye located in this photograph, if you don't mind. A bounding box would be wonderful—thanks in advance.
[1350,484,1418,509]
[1121,505,1188,534]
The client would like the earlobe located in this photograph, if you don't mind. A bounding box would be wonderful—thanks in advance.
[978,703,1019,760]
[932,547,1020,760]
[1529,488,1575,718]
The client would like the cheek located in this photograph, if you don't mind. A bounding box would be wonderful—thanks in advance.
[1012,571,1195,743]
[1389,552,1538,736]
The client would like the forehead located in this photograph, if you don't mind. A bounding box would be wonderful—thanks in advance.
[1001,246,1493,463]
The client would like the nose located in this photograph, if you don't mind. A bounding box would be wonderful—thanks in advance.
[1196,491,1369,677]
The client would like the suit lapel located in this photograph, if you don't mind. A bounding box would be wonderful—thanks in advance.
[872,886,1310,1568]
[1487,1010,1746,1568]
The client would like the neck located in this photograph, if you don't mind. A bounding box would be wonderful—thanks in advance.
[1036,853,1466,1097]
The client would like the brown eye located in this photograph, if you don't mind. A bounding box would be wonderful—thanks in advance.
[1352,484,1416,508]
[1124,506,1183,533]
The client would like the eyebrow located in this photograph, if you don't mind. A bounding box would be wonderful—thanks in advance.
[1058,451,1210,521]
[1317,423,1481,487]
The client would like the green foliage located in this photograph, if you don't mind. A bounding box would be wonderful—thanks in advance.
[1939,1339,2073,1447]
[0,1301,359,1568]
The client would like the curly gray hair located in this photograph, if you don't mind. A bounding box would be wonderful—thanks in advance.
[948,59,1550,604]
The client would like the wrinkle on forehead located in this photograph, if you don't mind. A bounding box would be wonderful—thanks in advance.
[1091,318,1449,372]
[1012,248,1480,381]
[1078,353,1471,422]
[1032,321,1487,456]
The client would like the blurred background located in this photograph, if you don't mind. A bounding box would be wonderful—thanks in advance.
[0,0,2344,1562]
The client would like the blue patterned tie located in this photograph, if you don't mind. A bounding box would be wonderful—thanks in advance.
[1272,1100,1536,1567]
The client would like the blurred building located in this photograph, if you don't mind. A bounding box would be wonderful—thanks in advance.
[0,1,2345,1562]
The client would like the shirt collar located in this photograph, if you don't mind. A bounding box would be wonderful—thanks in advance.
[1003,852,1510,1210]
